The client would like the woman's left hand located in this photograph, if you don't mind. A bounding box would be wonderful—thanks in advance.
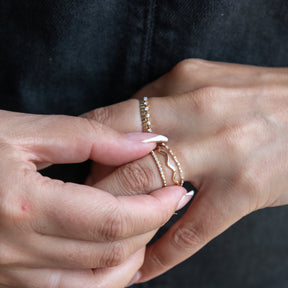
[84,59,288,283]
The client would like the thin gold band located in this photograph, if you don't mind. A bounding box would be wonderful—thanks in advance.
[156,143,184,186]
[140,97,184,187]
[151,150,167,187]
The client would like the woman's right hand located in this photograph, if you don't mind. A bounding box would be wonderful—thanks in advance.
[0,110,186,288]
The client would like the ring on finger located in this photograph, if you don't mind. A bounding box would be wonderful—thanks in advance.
[140,97,184,187]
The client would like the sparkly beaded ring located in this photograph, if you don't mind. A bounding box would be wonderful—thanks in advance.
[140,97,152,132]
[140,97,184,187]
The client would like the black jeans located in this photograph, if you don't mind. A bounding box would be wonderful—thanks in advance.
[1,1,288,287]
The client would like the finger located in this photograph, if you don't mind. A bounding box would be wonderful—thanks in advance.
[81,87,257,140]
[81,99,142,133]
[92,248,145,288]
[95,155,165,196]
[23,231,154,269]
[7,249,145,288]
[137,87,270,138]
[95,129,226,196]
[133,59,288,99]
[30,171,187,241]
[137,183,250,282]
[12,112,158,166]
[95,147,196,206]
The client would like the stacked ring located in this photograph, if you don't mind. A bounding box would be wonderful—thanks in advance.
[140,97,184,187]
[140,96,152,133]
[151,150,167,187]
[156,143,184,186]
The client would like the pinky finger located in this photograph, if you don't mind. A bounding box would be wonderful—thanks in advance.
[6,249,145,288]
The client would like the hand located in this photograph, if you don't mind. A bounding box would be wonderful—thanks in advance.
[84,59,288,283]
[0,110,187,287]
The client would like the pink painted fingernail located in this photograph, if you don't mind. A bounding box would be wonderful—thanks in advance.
[126,132,168,143]
[176,190,194,210]
[126,271,142,287]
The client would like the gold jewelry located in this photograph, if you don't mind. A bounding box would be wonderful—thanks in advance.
[140,97,152,132]
[151,150,167,187]
[156,143,184,186]
[140,97,167,186]
[139,97,184,187]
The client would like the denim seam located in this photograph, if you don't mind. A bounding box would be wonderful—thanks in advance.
[141,0,157,83]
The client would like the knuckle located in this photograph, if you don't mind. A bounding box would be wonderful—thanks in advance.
[90,106,113,126]
[234,166,263,213]
[60,245,97,269]
[239,168,259,194]
[146,246,170,270]
[100,241,126,267]
[116,161,153,194]
[171,58,208,78]
[221,117,271,156]
[252,116,271,138]
[221,123,248,155]
[171,223,203,250]
[58,115,104,139]
[189,86,221,117]
[84,117,104,134]
[100,207,126,241]
[222,120,259,157]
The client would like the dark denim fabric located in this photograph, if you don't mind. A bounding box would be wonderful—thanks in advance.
[1,1,288,287]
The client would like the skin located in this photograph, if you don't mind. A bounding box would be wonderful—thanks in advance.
[84,59,288,284]
[0,111,187,288]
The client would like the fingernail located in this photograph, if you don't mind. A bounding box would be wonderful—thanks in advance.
[126,271,141,287]
[185,190,195,196]
[141,135,168,143]
[126,132,168,143]
[176,190,195,210]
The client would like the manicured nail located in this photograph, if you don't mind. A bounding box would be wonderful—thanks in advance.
[125,133,168,143]
[186,190,195,196]
[141,135,168,143]
[126,271,141,287]
[176,190,195,210]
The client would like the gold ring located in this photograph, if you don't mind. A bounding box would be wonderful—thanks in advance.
[140,97,152,133]
[156,143,184,186]
[139,97,184,187]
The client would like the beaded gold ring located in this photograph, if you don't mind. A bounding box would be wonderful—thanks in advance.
[140,96,152,133]
[151,150,167,187]
[140,97,184,187]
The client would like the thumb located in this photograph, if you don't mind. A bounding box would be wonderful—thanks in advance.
[19,114,165,166]
[81,99,141,133]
